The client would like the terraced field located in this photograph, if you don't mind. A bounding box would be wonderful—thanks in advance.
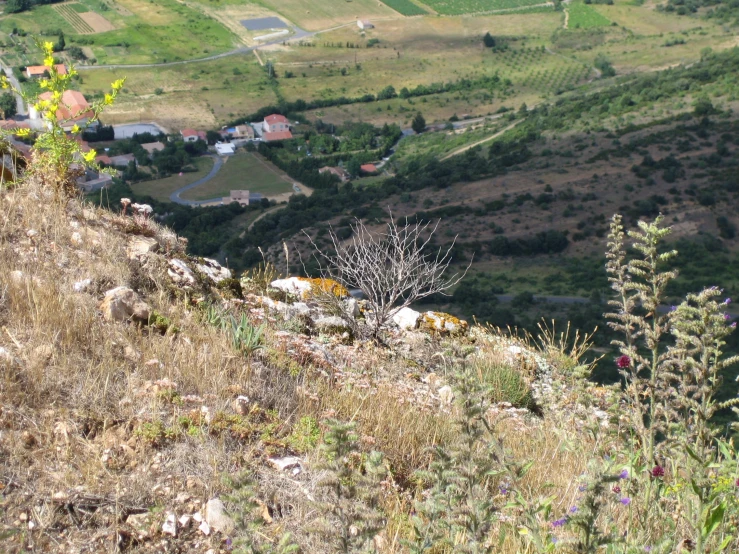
[55,3,95,34]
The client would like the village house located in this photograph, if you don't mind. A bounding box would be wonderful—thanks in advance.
[357,20,374,30]
[230,125,255,140]
[141,142,165,157]
[360,163,378,174]
[319,166,350,182]
[109,153,136,169]
[29,90,97,133]
[215,142,235,156]
[263,114,290,133]
[180,129,206,143]
[25,64,67,79]
[223,190,264,206]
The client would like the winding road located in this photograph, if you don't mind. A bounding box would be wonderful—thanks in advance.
[0,60,26,116]
[169,155,223,206]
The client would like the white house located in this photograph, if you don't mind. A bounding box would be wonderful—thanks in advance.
[357,20,374,30]
[263,114,290,133]
[215,142,235,156]
[180,129,206,143]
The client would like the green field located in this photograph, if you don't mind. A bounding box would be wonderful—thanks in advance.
[381,0,428,16]
[180,152,294,201]
[567,1,612,29]
[417,0,544,15]
[132,157,214,202]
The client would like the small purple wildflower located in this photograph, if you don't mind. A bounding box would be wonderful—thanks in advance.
[732,322,737,329]
[578,485,587,492]
[619,469,629,479]
[551,537,558,544]
[570,506,578,513]
[499,485,509,495]
[612,485,621,494]
[616,355,631,369]
[620,497,632,505]
[644,547,652,552]
[651,465,665,478]
[671,305,677,311]
[552,518,567,528]
[726,298,732,305]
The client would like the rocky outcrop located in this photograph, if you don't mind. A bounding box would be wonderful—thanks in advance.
[99,287,151,323]
[418,311,468,336]
[270,277,348,300]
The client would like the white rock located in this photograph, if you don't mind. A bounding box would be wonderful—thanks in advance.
[314,315,351,334]
[392,307,420,330]
[0,347,12,365]
[99,287,151,323]
[195,258,232,284]
[162,512,177,536]
[267,456,303,473]
[508,345,523,355]
[178,514,191,527]
[71,231,82,245]
[192,511,203,523]
[73,279,92,292]
[168,259,197,286]
[9,270,24,284]
[270,277,313,297]
[204,498,234,535]
[198,519,210,535]
[345,297,360,318]
[438,385,454,406]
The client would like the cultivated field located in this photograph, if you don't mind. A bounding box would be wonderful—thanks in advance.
[180,152,294,201]
[255,0,401,31]
[416,0,545,15]
[131,157,214,202]
[380,0,429,16]
[566,1,611,29]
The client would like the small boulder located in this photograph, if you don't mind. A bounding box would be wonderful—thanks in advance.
[438,385,454,406]
[204,498,235,535]
[168,259,197,287]
[73,278,92,293]
[392,307,421,330]
[126,236,158,260]
[99,287,151,323]
[270,277,348,300]
[419,311,468,336]
[196,258,232,284]
[313,315,352,334]
[270,277,313,298]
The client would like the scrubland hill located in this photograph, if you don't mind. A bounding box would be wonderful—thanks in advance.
[3,168,739,554]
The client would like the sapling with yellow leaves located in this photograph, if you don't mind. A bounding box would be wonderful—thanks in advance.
[0,40,124,194]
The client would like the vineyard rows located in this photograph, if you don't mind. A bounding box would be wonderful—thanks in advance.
[381,0,428,15]
[54,4,95,34]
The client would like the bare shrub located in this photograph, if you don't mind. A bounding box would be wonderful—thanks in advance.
[306,217,468,338]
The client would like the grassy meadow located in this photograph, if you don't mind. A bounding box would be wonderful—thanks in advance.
[131,156,214,202]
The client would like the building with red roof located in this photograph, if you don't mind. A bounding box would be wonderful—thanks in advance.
[29,90,96,132]
[360,163,378,174]
[263,130,293,142]
[263,114,290,134]
[25,64,67,79]
[180,129,206,143]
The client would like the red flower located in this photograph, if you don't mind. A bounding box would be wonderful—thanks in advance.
[616,355,631,369]
[651,465,665,478]
[612,485,621,494]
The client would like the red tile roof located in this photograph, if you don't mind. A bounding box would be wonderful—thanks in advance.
[265,114,288,124]
[263,130,293,141]
[38,90,92,122]
[181,128,198,137]
[26,64,67,77]
[360,163,378,173]
[95,155,112,165]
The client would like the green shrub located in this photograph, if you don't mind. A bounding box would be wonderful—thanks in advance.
[476,359,535,410]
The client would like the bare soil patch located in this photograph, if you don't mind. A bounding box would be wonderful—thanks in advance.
[80,11,116,33]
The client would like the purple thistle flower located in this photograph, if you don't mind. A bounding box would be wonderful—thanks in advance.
[651,465,665,478]
[619,469,629,479]
[616,355,631,369]
[725,313,731,320]
[552,518,567,528]
[726,298,732,305]
[612,485,621,494]
[620,497,631,505]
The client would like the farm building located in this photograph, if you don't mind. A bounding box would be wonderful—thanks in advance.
[223,190,264,206]
[180,129,206,143]
[215,142,236,156]
[28,90,96,132]
[360,163,378,174]
[109,153,136,169]
[319,166,350,182]
[141,142,165,157]
[25,64,67,79]
[357,20,374,30]
[263,114,290,134]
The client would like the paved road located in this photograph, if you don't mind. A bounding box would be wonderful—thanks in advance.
[0,60,26,116]
[169,155,224,206]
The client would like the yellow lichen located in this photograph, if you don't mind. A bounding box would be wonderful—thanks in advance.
[419,311,469,336]
[297,277,349,299]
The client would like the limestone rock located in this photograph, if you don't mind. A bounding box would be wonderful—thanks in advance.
[168,259,197,287]
[73,278,92,292]
[419,311,468,336]
[99,287,151,323]
[392,307,421,330]
[270,277,348,300]
[438,385,454,406]
[204,498,234,535]
[314,315,351,334]
[126,236,158,260]
[195,258,232,284]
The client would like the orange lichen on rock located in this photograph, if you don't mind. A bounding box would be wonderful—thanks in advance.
[419,311,469,336]
[297,277,349,299]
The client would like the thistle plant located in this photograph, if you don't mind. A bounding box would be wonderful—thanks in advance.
[311,419,387,553]
[409,362,521,554]
[0,40,124,194]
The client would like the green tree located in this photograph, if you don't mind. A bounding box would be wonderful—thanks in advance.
[53,32,65,53]
[0,93,17,118]
[206,130,222,145]
[411,112,426,134]
[346,157,361,177]
[483,32,495,48]
[5,0,30,14]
